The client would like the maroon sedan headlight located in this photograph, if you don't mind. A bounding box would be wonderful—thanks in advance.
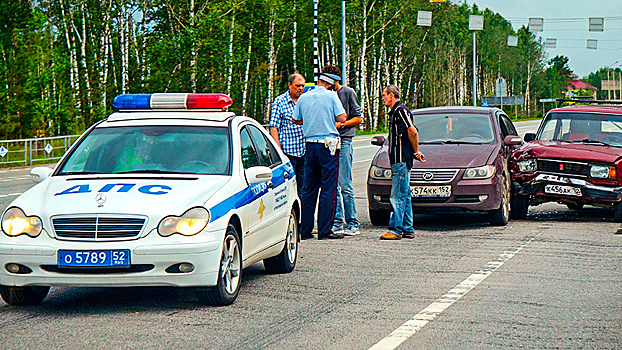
[463,165,495,180]
[370,166,392,180]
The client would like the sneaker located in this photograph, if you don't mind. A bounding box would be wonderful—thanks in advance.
[331,225,345,234]
[402,232,415,239]
[380,231,402,240]
[344,226,360,236]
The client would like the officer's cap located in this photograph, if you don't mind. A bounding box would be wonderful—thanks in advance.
[317,72,341,85]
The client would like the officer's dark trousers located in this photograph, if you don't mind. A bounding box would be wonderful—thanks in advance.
[300,143,339,238]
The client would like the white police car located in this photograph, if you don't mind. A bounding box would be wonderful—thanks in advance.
[0,93,300,306]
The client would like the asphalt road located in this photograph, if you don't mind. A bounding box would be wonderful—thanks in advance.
[0,120,620,349]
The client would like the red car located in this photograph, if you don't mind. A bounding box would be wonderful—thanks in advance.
[510,100,622,221]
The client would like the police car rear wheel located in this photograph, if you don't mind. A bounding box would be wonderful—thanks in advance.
[264,210,298,274]
[195,224,242,306]
[0,285,49,306]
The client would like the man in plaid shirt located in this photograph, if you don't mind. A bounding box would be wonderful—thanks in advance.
[270,73,306,196]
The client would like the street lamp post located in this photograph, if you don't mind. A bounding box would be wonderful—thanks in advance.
[469,15,484,106]
[342,1,346,85]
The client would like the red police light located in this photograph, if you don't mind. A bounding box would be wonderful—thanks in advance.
[187,94,233,110]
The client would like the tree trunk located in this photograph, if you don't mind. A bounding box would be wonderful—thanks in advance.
[189,0,197,93]
[226,14,235,94]
[241,30,253,115]
[265,16,276,124]
[60,0,79,105]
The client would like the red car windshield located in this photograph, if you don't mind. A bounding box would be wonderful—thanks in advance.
[537,112,622,146]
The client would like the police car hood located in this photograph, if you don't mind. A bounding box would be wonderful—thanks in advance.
[12,175,231,218]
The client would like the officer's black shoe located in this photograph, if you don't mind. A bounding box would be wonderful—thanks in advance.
[318,232,344,240]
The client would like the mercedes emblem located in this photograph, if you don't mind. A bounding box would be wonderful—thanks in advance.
[95,193,106,207]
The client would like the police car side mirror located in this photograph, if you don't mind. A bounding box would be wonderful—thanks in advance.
[245,166,273,185]
[30,167,53,183]
[524,133,536,142]
[371,135,386,146]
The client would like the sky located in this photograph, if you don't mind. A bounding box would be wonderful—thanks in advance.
[458,0,622,78]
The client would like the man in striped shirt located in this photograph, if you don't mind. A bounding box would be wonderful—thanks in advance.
[380,85,426,240]
[270,74,306,196]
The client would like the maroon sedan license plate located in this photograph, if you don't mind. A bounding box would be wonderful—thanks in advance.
[411,185,451,198]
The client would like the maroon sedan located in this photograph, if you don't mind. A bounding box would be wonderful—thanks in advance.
[367,106,522,226]
[510,102,622,221]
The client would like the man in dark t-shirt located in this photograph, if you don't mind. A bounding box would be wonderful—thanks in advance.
[321,65,362,236]
[380,85,425,240]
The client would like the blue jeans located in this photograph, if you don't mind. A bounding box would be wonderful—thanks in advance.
[333,139,359,229]
[388,162,414,236]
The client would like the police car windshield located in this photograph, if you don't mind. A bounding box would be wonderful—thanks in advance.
[58,126,231,175]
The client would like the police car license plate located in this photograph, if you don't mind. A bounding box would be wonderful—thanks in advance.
[58,250,130,267]
[544,185,582,197]
[411,185,451,197]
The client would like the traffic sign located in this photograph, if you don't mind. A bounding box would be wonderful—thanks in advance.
[481,96,524,106]
[495,78,507,97]
[0,146,6,157]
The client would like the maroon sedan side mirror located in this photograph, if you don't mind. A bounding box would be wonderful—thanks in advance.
[503,135,522,146]
[371,135,386,146]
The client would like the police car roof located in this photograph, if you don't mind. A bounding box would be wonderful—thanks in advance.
[107,111,236,123]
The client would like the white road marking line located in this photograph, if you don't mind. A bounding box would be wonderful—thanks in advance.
[0,193,23,199]
[0,168,28,173]
[353,158,374,164]
[353,145,380,150]
[0,176,30,182]
[369,232,541,350]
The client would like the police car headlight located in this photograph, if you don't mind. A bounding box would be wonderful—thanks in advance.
[463,165,495,180]
[158,207,210,237]
[370,166,392,179]
[1,207,43,237]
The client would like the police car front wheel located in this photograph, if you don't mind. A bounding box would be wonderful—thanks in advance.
[195,224,242,306]
[0,285,50,306]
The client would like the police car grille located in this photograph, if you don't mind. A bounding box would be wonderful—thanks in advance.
[410,169,458,183]
[52,216,146,240]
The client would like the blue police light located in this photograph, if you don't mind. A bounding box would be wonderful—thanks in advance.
[113,94,152,109]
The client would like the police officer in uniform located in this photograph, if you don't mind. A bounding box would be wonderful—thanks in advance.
[292,72,347,240]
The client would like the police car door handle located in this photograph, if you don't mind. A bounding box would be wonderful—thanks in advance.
[267,181,273,189]
[284,172,289,179]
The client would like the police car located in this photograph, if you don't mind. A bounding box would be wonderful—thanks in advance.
[0,93,300,306]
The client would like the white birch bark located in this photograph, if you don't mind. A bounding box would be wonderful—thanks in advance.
[226,15,236,94]
[358,1,369,125]
[292,3,297,72]
[101,24,110,110]
[79,4,91,109]
[189,0,197,93]
[60,0,78,103]
[241,30,253,115]
[265,16,276,123]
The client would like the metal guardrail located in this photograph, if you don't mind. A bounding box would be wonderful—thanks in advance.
[0,135,81,166]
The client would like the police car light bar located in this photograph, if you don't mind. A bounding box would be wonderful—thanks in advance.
[112,93,233,110]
